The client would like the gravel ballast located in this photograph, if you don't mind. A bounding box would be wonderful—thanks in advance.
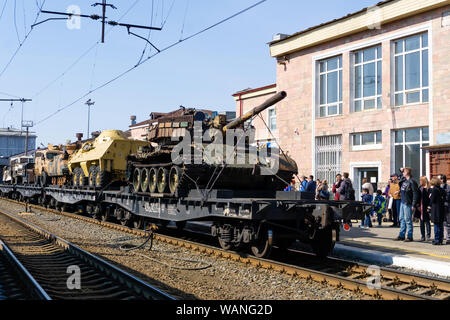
[0,199,370,300]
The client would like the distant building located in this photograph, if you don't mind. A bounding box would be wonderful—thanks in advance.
[0,127,36,166]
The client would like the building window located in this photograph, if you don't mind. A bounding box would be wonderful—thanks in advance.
[315,135,342,185]
[268,108,277,131]
[353,45,382,111]
[351,131,382,150]
[393,33,429,106]
[393,127,429,178]
[318,56,342,117]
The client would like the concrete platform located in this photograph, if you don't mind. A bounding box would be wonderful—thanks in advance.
[335,221,450,277]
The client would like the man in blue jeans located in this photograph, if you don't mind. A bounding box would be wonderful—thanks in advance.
[394,168,419,242]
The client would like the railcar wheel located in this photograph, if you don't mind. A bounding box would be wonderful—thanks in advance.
[169,166,183,195]
[311,227,335,258]
[156,167,168,193]
[176,221,186,231]
[133,168,142,192]
[133,217,145,230]
[101,207,110,222]
[140,168,150,193]
[149,168,157,193]
[218,237,233,251]
[250,229,273,258]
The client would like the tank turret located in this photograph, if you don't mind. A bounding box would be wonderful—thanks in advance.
[128,92,298,197]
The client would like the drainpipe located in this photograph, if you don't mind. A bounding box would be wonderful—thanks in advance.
[239,93,243,117]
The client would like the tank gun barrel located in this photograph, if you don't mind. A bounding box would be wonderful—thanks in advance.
[223,91,286,132]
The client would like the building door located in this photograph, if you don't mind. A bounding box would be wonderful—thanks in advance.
[357,168,378,199]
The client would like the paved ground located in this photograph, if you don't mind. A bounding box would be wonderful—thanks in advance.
[340,221,450,262]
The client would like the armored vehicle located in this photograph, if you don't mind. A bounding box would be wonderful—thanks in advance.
[34,144,77,186]
[68,130,148,188]
[127,91,298,197]
[8,155,35,185]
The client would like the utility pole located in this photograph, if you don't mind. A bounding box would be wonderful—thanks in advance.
[85,99,95,138]
[33,2,162,45]
[0,98,32,132]
[92,0,117,43]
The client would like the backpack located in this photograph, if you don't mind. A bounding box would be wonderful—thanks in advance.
[319,189,330,199]
[341,179,355,200]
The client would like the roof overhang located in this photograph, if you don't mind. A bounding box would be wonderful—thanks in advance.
[232,84,277,101]
[269,0,450,57]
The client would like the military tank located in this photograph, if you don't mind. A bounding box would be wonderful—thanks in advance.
[127,91,298,197]
[68,130,148,188]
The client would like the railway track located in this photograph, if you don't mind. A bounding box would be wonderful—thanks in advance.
[0,239,50,300]
[2,197,450,300]
[0,208,175,300]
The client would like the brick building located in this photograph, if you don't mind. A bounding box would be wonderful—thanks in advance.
[234,0,450,198]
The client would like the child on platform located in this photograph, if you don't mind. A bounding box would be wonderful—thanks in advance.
[360,188,373,229]
[373,190,386,227]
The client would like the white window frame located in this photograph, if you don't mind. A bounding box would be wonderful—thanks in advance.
[317,56,343,118]
[352,45,382,112]
[393,127,429,177]
[392,32,429,107]
[267,107,277,131]
[351,131,383,151]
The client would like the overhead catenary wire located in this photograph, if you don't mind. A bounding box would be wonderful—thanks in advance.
[0,0,46,78]
[14,0,21,43]
[31,0,141,100]
[0,0,8,24]
[35,0,267,126]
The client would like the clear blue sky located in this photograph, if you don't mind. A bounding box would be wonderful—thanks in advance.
[0,0,379,147]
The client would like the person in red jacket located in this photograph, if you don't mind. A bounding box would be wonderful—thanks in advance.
[332,174,343,200]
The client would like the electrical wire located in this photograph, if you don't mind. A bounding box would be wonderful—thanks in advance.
[35,0,268,126]
[136,0,155,65]
[179,0,190,40]
[0,0,46,78]
[0,0,8,24]
[14,0,21,43]
[31,0,141,100]
[161,0,175,28]
[0,91,22,99]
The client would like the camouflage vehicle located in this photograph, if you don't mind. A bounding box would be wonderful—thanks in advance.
[68,130,148,188]
[127,91,298,197]
[34,144,76,186]
[8,155,35,184]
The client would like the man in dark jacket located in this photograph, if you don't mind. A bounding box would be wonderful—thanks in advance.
[305,175,316,193]
[395,168,419,242]
[438,175,450,244]
[339,172,355,200]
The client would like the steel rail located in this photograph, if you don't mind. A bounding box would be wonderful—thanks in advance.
[0,239,51,300]
[2,197,449,300]
[0,207,175,300]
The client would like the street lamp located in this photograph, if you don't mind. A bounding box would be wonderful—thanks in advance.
[21,120,34,155]
[85,99,95,138]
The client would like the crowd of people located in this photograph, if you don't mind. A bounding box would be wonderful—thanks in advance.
[285,168,450,246]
